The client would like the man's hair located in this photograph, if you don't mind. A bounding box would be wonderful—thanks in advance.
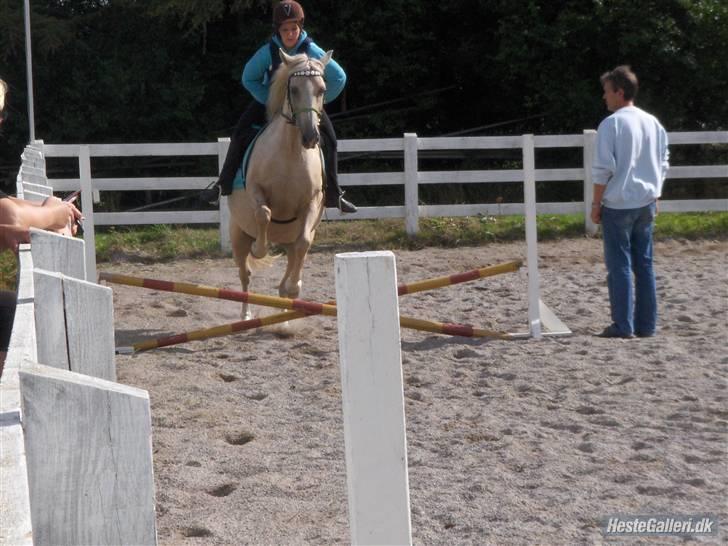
[600,65,639,101]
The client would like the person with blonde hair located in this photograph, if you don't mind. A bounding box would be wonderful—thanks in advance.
[0,78,83,364]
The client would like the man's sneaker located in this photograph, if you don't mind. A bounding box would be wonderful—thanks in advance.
[596,325,634,339]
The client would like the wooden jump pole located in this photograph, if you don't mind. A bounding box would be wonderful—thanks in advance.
[106,260,521,352]
[100,259,521,304]
[118,304,510,354]
[106,261,521,352]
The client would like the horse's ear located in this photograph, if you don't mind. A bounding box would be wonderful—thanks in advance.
[279,48,296,66]
[320,50,333,67]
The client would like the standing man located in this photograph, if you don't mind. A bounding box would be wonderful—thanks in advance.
[591,65,669,339]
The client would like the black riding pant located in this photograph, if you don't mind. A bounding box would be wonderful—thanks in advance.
[218,101,341,206]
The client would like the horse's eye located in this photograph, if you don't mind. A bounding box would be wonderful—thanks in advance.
[318,88,325,97]
[291,87,299,97]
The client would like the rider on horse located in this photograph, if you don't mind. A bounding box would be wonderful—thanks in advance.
[216,0,357,213]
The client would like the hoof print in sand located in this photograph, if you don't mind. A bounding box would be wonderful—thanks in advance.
[219,373,239,383]
[208,483,237,497]
[225,431,255,446]
[181,526,213,538]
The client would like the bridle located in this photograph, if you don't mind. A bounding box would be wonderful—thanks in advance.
[281,67,325,125]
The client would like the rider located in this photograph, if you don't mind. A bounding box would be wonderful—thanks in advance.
[215,0,357,213]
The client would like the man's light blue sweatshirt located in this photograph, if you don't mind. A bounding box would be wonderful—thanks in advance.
[592,105,669,209]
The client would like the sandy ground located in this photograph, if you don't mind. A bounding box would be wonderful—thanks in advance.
[107,237,727,545]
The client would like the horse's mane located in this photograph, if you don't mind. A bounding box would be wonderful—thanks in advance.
[267,53,323,120]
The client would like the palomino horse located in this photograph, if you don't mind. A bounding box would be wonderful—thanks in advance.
[228,50,331,320]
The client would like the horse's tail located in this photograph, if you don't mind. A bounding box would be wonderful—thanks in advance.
[247,252,279,271]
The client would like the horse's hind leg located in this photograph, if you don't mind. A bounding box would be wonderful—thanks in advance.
[230,225,254,320]
[249,185,271,259]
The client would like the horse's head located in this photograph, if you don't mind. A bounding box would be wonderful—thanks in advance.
[271,50,332,149]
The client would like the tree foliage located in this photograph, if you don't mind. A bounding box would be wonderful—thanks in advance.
[1,0,726,187]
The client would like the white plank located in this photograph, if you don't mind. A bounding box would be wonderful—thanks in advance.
[419,135,522,150]
[322,206,405,221]
[523,135,542,338]
[0,368,33,546]
[404,133,419,235]
[49,177,216,192]
[5,246,37,369]
[659,199,728,212]
[18,190,49,203]
[20,181,51,194]
[33,270,69,371]
[79,146,97,282]
[19,363,157,546]
[335,251,412,546]
[30,228,86,280]
[94,211,220,225]
[668,131,728,144]
[339,172,405,186]
[217,138,231,253]
[338,138,404,152]
[420,202,583,216]
[666,165,728,179]
[63,275,116,381]
[534,134,585,147]
[43,142,217,157]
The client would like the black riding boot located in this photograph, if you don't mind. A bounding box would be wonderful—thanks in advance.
[217,101,267,196]
[320,112,357,213]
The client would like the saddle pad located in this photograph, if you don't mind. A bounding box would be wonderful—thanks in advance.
[232,124,264,191]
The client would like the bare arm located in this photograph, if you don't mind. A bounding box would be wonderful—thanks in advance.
[4,196,81,233]
[0,224,31,253]
[591,184,606,224]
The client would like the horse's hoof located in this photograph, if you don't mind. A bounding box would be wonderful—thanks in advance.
[251,247,267,260]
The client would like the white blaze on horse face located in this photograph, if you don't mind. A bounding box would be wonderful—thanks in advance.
[290,75,325,149]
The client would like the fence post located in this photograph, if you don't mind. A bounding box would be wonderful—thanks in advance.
[583,129,598,235]
[79,145,97,282]
[19,363,157,545]
[404,133,419,235]
[334,251,412,546]
[217,138,231,253]
[522,134,542,338]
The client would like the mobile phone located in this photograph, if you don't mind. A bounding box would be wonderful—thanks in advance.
[63,189,81,203]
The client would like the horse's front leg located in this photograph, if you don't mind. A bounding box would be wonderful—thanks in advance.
[230,225,254,320]
[280,207,320,301]
[249,185,271,259]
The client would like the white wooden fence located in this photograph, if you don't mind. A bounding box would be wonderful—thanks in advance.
[1,147,157,545]
[36,131,727,277]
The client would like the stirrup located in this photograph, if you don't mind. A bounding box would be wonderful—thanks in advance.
[200,184,221,206]
[338,192,358,214]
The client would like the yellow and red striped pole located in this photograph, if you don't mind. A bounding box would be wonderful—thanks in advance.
[104,260,520,353]
[119,307,509,354]
[396,260,521,295]
[100,259,521,304]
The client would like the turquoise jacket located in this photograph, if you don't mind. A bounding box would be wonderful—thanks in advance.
[242,31,346,105]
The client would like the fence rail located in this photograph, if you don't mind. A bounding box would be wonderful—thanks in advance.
[36,131,728,275]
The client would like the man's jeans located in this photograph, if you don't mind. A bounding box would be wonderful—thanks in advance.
[601,202,657,336]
